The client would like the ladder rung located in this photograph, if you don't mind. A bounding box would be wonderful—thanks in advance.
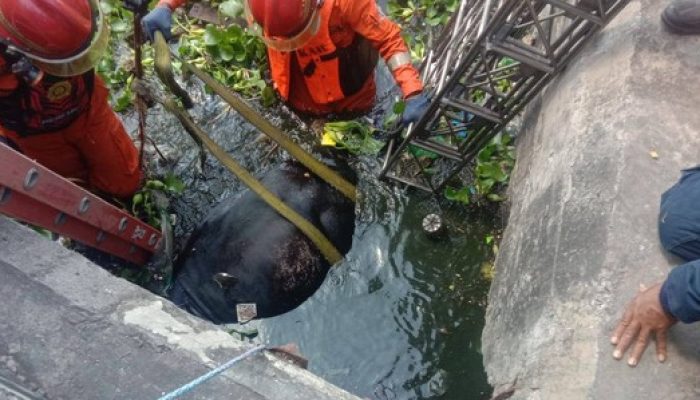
[0,187,151,265]
[0,145,160,254]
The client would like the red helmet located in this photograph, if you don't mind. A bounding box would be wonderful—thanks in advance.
[245,0,322,51]
[0,0,109,77]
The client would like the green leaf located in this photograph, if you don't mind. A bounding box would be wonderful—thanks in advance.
[322,120,383,155]
[498,57,516,68]
[261,85,277,107]
[393,100,406,114]
[487,193,506,202]
[218,44,235,62]
[100,1,114,15]
[219,0,243,17]
[204,25,224,46]
[145,180,166,190]
[476,178,496,195]
[477,145,495,162]
[444,186,470,204]
[477,163,507,182]
[163,174,186,193]
[409,145,438,159]
[232,42,247,62]
[131,193,143,214]
[112,20,129,33]
[427,16,443,26]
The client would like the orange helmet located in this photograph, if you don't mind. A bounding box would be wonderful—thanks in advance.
[245,0,322,51]
[0,0,109,77]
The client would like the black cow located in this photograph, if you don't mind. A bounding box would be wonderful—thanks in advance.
[169,160,356,324]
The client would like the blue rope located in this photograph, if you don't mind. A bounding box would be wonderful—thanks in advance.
[157,344,266,400]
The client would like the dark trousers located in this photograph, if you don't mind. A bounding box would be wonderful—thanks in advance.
[659,165,700,262]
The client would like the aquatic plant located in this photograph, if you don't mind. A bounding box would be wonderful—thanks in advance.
[97,0,271,110]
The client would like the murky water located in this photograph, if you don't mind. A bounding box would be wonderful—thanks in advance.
[135,68,495,399]
[257,188,495,400]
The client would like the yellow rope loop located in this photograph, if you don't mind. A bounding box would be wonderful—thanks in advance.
[153,36,349,264]
[181,60,357,203]
[154,31,194,109]
[160,98,343,265]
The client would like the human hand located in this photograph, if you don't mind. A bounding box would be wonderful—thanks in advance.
[142,6,173,42]
[401,92,430,127]
[611,282,677,367]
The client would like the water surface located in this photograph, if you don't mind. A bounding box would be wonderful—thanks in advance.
[141,75,494,399]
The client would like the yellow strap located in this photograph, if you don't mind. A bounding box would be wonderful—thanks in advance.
[153,32,344,265]
[153,32,194,109]
[160,98,344,265]
[179,58,357,202]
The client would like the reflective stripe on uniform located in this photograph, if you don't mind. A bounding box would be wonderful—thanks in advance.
[387,52,412,71]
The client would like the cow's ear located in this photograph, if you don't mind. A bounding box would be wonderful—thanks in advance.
[213,272,239,289]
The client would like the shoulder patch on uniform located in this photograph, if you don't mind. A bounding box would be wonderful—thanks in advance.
[47,81,72,102]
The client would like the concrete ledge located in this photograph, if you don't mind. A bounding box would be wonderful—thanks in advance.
[0,217,360,400]
[482,0,700,398]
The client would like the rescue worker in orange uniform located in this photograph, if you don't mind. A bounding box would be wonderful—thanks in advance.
[143,0,430,124]
[0,0,141,199]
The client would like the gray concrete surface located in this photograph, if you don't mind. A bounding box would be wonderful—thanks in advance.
[482,0,700,398]
[0,217,361,400]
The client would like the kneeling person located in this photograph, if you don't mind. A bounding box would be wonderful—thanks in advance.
[0,0,140,199]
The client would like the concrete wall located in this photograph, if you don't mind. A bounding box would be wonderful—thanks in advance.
[482,0,700,398]
[0,217,360,400]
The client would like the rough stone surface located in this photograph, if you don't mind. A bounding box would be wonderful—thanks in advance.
[482,0,700,398]
[0,217,360,400]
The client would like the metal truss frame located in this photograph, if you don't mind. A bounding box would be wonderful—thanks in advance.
[380,0,630,193]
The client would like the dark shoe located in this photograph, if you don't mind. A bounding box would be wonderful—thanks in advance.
[662,0,700,34]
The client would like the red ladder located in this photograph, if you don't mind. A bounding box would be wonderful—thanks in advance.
[0,143,161,265]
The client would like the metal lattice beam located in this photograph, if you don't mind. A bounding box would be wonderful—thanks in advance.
[380,0,630,193]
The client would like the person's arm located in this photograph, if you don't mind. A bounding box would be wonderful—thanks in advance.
[659,259,700,323]
[340,0,422,99]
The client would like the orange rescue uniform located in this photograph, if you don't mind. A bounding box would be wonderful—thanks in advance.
[159,0,423,115]
[0,59,140,198]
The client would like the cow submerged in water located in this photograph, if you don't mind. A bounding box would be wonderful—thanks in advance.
[168,160,356,324]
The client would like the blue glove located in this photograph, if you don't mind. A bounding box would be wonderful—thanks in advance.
[401,92,430,127]
[142,6,173,42]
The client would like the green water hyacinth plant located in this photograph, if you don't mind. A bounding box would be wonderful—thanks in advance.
[322,121,385,155]
[97,0,273,109]
[444,132,515,204]
[131,174,185,229]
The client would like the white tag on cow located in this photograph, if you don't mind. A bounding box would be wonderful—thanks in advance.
[236,303,258,323]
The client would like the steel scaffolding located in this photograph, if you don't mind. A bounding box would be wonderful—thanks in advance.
[380,0,630,192]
